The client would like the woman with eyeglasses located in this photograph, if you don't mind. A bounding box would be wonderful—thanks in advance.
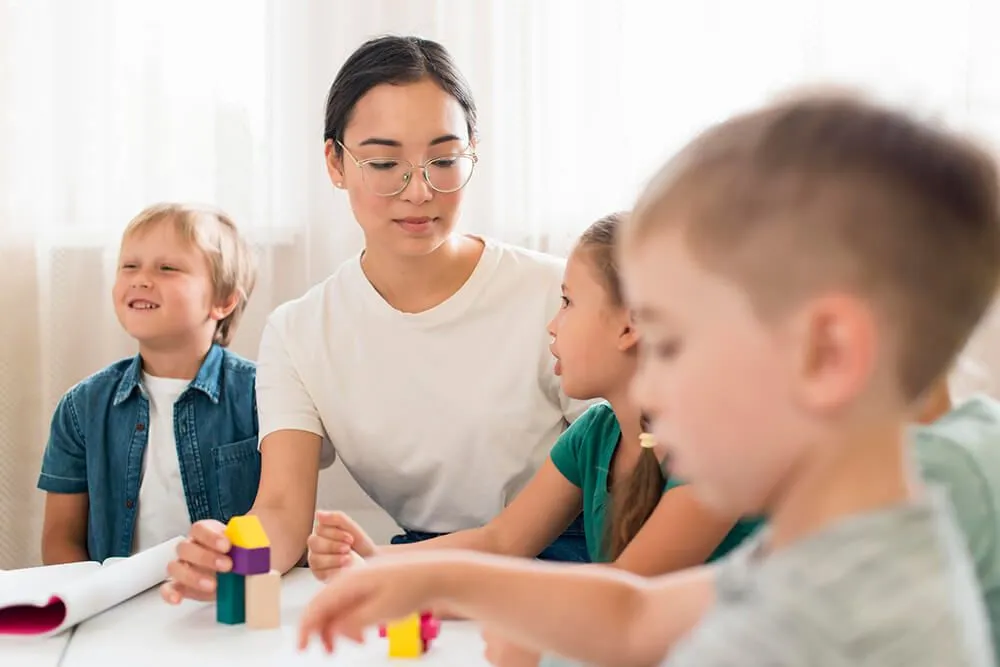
[160,35,594,604]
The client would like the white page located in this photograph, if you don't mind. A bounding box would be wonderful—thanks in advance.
[1,562,101,604]
[0,537,183,638]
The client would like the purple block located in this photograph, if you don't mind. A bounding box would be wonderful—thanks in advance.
[229,545,270,575]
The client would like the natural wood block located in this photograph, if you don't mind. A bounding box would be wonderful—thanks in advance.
[246,570,281,629]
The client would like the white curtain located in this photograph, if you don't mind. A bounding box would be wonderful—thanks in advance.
[2,0,999,568]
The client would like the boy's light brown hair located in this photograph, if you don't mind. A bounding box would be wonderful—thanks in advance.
[623,91,1000,403]
[122,203,257,347]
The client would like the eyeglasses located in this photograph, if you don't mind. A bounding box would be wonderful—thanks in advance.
[337,140,478,197]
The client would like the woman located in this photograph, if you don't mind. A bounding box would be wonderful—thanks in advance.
[161,35,591,603]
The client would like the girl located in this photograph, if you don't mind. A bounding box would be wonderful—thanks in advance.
[161,35,593,605]
[307,213,762,583]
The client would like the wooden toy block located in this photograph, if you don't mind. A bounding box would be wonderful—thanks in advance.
[229,545,271,575]
[216,572,245,625]
[386,614,423,658]
[378,612,440,657]
[225,515,271,549]
[246,570,281,629]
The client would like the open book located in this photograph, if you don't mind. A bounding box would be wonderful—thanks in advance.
[0,536,182,638]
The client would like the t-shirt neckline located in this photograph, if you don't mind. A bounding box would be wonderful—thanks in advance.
[352,235,503,328]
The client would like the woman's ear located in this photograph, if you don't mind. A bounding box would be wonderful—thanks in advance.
[325,140,346,188]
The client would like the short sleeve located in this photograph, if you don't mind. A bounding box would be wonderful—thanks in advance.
[255,317,327,445]
[549,405,604,488]
[662,473,686,494]
[561,395,599,424]
[37,390,89,494]
[913,430,997,570]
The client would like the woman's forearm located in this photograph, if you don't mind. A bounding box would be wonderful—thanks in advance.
[252,505,312,573]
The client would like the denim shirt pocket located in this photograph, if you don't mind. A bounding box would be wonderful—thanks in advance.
[212,436,261,522]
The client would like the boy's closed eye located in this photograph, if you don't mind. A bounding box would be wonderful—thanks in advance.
[642,338,682,361]
[656,340,681,359]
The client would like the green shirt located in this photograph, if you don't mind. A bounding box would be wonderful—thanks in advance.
[913,394,1000,655]
[550,403,762,563]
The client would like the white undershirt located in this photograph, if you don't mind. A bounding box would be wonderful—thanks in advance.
[133,373,193,553]
[256,236,593,532]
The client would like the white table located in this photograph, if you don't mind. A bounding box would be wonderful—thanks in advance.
[0,632,72,667]
[59,569,489,666]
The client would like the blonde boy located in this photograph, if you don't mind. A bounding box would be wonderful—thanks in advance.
[295,94,1000,666]
[38,204,261,564]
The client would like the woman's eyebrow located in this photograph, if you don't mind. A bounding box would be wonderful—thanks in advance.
[357,133,463,148]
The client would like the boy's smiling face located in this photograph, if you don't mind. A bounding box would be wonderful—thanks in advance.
[113,219,230,350]
[623,229,807,516]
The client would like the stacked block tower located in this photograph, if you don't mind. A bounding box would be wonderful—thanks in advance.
[378,612,440,658]
[216,515,281,629]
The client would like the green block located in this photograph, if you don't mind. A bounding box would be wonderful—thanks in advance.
[216,572,246,624]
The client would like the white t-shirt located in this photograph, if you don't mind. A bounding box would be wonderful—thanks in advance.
[133,374,193,553]
[256,237,592,533]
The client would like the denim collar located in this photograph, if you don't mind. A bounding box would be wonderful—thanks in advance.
[113,344,224,406]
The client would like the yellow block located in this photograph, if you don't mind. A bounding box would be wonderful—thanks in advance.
[225,515,271,549]
[246,570,281,629]
[386,613,423,658]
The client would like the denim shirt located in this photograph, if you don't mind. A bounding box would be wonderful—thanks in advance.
[37,344,260,562]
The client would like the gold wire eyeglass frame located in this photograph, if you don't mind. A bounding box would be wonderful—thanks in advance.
[337,140,478,197]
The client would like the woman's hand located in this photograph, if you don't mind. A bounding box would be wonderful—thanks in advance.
[160,520,232,603]
[307,510,378,581]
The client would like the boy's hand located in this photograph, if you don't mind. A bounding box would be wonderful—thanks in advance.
[297,556,444,653]
[307,510,377,581]
[482,627,542,667]
[160,520,231,604]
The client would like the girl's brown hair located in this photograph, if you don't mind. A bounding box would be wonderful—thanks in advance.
[576,212,666,560]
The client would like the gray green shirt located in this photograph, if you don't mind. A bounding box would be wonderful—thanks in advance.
[663,493,993,666]
[913,394,1000,656]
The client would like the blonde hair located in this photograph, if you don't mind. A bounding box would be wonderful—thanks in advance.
[121,203,257,347]
[623,91,1000,402]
